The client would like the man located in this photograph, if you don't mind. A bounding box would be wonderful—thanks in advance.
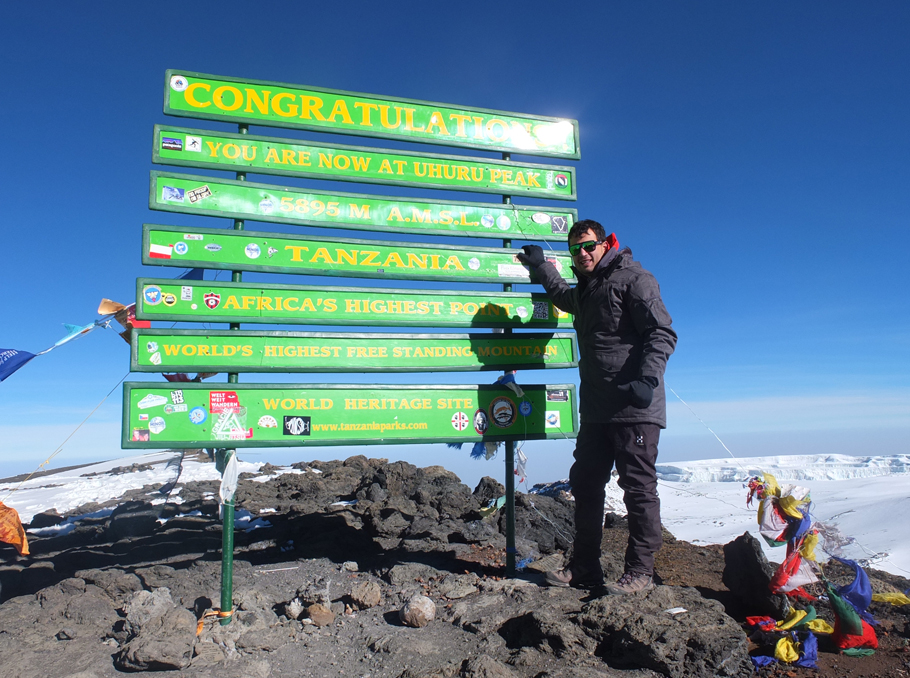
[517,220,677,595]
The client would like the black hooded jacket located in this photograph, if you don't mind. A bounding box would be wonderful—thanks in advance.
[535,247,677,427]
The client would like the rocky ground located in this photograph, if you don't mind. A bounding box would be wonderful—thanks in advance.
[0,455,908,678]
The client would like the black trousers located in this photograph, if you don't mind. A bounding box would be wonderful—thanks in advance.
[569,422,662,576]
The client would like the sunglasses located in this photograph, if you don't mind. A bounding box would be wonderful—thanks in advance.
[568,240,605,257]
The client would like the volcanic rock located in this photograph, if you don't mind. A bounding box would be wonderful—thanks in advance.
[722,532,789,617]
[577,586,752,678]
[400,594,436,627]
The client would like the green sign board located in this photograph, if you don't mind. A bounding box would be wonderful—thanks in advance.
[163,70,580,159]
[136,279,574,329]
[153,126,576,201]
[143,224,575,285]
[131,330,577,373]
[123,382,578,448]
[150,172,575,242]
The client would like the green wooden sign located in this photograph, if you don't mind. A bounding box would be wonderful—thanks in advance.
[123,382,578,448]
[154,126,576,200]
[136,279,574,329]
[164,70,580,159]
[143,224,575,285]
[131,329,578,373]
[150,172,575,241]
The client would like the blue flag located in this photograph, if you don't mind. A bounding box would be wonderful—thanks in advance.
[0,348,37,382]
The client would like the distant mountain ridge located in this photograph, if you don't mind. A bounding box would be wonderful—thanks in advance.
[655,453,910,483]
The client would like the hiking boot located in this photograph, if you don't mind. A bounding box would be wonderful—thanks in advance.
[606,572,654,595]
[544,563,604,589]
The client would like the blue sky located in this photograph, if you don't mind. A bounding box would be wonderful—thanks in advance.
[1,1,907,489]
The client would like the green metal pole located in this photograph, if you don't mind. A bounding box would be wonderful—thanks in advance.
[220,123,248,625]
[501,152,516,577]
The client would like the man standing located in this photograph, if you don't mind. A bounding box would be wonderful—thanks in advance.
[518,220,677,595]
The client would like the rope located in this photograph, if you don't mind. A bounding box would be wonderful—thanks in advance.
[196,607,234,635]
[1,371,130,503]
[668,387,751,477]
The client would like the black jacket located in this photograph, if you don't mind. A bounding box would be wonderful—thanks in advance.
[536,248,677,427]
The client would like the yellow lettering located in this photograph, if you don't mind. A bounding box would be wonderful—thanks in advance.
[310,247,334,264]
[299,95,327,121]
[184,82,211,108]
[284,245,309,261]
[327,99,354,124]
[212,85,243,111]
[271,92,298,117]
[244,88,270,115]
[449,113,471,137]
[425,111,449,136]
[354,101,378,126]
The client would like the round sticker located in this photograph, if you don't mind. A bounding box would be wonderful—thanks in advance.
[148,416,166,435]
[173,242,188,255]
[555,174,568,188]
[162,293,177,307]
[451,412,469,431]
[473,409,489,435]
[169,75,188,92]
[143,285,162,306]
[490,397,516,428]
[519,401,533,417]
[481,215,495,228]
[516,306,528,318]
[496,215,512,231]
[189,407,207,424]
[258,415,278,428]
[532,212,551,224]
[259,199,274,214]
[191,304,198,310]
[468,257,480,271]
[245,243,261,259]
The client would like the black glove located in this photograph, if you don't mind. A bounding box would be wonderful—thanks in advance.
[517,244,545,269]
[617,377,658,409]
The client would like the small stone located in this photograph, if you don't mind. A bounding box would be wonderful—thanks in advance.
[342,561,359,572]
[351,581,382,610]
[285,597,305,620]
[306,603,335,627]
[56,628,76,640]
[399,594,436,628]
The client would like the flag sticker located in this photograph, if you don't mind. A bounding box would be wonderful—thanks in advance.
[149,243,173,259]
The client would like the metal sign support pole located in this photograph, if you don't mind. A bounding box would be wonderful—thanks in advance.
[501,152,516,577]
[219,123,248,625]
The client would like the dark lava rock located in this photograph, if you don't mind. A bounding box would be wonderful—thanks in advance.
[28,509,65,529]
[108,501,161,541]
[472,476,505,505]
[577,586,752,678]
[722,532,789,618]
[115,606,197,671]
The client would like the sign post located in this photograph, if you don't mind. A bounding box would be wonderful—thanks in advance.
[130,70,581,620]
[219,122,248,625]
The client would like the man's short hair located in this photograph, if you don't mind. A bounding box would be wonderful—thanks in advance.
[568,219,607,242]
